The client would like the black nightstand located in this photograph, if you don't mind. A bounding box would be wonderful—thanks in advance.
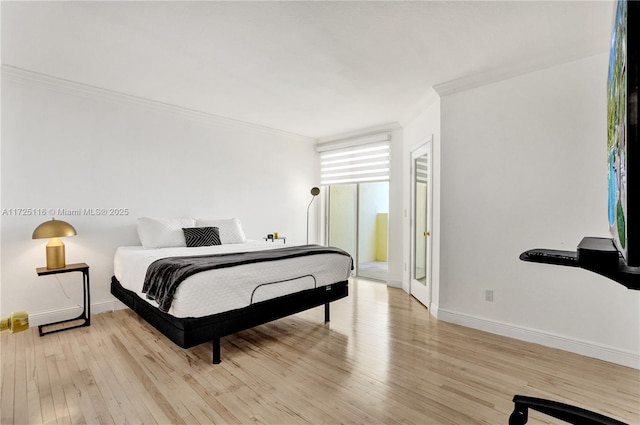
[36,262,90,336]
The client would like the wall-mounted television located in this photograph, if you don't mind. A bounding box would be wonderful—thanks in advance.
[608,0,639,267]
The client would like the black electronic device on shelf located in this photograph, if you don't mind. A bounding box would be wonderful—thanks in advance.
[519,249,578,267]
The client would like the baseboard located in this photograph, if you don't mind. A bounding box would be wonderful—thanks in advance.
[428,302,439,319]
[386,279,402,289]
[438,309,640,369]
[28,300,123,326]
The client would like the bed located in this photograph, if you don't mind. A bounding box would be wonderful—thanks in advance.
[110,217,353,364]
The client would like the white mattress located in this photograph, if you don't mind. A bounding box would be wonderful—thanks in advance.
[114,241,352,318]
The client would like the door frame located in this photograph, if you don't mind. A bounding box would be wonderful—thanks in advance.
[410,137,433,307]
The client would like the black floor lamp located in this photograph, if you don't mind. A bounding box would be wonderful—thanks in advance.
[306,187,320,244]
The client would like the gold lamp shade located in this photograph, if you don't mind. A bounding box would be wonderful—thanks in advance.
[32,218,77,269]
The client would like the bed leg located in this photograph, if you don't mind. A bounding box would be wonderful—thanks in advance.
[212,337,221,364]
[324,302,330,322]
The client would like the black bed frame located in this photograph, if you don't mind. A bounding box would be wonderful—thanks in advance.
[110,276,349,364]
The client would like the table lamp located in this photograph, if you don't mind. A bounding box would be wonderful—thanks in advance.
[32,218,77,269]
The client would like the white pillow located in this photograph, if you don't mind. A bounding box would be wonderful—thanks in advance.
[137,217,196,248]
[196,218,246,244]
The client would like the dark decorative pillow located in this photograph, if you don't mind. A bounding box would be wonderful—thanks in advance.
[182,226,221,247]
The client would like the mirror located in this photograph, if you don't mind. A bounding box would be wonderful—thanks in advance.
[413,153,429,285]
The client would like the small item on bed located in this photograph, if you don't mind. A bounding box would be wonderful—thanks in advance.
[182,227,221,247]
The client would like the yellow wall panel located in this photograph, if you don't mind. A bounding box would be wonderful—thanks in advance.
[375,213,388,261]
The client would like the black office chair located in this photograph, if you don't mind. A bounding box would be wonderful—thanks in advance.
[509,395,628,425]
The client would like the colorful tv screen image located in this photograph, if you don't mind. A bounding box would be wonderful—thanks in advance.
[608,0,629,260]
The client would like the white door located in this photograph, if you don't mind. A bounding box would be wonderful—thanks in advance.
[410,139,432,307]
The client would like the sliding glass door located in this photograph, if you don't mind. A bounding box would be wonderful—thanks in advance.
[328,184,357,262]
[327,182,389,281]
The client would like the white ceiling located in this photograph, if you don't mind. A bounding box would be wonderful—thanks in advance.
[2,1,614,139]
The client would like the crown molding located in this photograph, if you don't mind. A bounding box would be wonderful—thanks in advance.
[1,64,316,143]
[317,122,401,146]
[433,44,609,97]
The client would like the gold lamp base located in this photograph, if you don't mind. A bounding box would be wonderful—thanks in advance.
[46,237,66,269]
[0,311,29,333]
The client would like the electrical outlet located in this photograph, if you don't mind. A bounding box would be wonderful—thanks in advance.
[485,290,494,302]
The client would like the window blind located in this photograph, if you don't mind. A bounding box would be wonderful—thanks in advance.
[416,156,428,183]
[318,133,390,185]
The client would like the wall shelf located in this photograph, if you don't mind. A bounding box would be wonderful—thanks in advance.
[520,237,640,290]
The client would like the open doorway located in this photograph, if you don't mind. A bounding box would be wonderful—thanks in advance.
[327,182,389,282]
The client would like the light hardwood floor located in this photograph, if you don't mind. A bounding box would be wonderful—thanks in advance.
[1,278,638,425]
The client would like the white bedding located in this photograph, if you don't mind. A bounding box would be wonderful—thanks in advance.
[114,241,352,318]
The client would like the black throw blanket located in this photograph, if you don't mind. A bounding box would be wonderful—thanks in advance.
[142,244,352,312]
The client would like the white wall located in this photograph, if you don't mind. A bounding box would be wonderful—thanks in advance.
[387,127,404,287]
[436,53,640,367]
[0,70,319,323]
